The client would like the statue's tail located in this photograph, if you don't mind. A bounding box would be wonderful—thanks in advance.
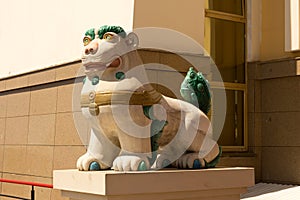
[180,67,211,114]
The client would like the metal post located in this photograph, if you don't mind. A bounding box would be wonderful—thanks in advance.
[31,186,35,200]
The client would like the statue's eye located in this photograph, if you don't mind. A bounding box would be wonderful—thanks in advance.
[103,33,114,40]
[83,37,91,46]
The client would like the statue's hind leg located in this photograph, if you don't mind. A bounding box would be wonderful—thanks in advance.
[162,103,221,169]
[192,131,221,165]
[173,104,221,169]
[173,131,221,169]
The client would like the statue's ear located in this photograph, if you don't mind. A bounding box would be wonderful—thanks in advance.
[126,32,139,48]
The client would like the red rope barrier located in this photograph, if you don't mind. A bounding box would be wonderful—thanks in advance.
[0,178,53,188]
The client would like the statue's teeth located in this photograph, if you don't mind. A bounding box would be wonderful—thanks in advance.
[106,62,112,67]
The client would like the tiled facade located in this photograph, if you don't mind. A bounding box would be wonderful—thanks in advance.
[0,62,85,200]
[248,58,300,184]
[260,62,300,184]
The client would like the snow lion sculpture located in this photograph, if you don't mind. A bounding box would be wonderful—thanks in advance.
[76,25,221,171]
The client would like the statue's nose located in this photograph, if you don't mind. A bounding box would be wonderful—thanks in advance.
[84,42,98,55]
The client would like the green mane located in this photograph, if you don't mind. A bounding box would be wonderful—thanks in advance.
[85,25,126,39]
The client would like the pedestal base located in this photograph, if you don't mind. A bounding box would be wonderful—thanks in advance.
[53,167,254,200]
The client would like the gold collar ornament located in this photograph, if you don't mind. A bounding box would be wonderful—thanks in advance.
[81,89,162,116]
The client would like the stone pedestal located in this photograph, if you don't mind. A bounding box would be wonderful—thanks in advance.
[53,167,254,200]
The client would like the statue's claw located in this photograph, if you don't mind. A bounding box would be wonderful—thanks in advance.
[112,155,150,171]
[89,161,101,171]
[137,160,147,171]
[172,153,205,169]
[77,153,91,171]
[76,152,109,171]
[193,159,202,169]
[153,153,171,169]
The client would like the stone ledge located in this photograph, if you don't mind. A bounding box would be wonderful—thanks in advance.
[53,167,254,200]
[0,61,82,92]
[254,57,300,80]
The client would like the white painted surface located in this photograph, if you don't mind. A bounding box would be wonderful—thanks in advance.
[0,0,134,78]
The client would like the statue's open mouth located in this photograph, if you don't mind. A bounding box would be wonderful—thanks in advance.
[83,57,121,72]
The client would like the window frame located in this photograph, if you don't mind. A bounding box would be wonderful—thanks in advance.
[205,0,248,152]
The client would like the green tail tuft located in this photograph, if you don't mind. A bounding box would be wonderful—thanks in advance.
[180,67,211,114]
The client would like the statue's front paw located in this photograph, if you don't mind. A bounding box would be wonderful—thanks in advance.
[153,153,171,169]
[112,155,150,171]
[76,153,109,171]
[173,153,205,169]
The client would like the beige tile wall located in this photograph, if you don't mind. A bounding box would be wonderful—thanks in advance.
[1,173,53,200]
[0,146,3,172]
[0,81,5,92]
[3,146,28,175]
[261,147,300,184]
[5,116,29,145]
[28,114,56,145]
[251,58,300,184]
[0,95,7,118]
[6,89,30,117]
[260,75,300,184]
[0,173,2,198]
[0,61,83,200]
[0,119,5,145]
[30,86,58,115]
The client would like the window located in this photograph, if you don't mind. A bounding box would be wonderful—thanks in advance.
[205,0,247,151]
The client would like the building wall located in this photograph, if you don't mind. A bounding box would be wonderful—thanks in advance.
[248,58,300,184]
[259,59,300,184]
[249,0,300,184]
[0,0,134,78]
[260,0,300,61]
[133,0,205,45]
[0,62,85,200]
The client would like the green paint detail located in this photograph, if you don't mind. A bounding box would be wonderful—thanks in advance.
[143,106,167,166]
[89,161,101,171]
[143,106,154,120]
[180,67,211,114]
[85,28,96,40]
[83,76,87,84]
[98,25,126,39]
[205,146,222,168]
[85,25,126,40]
[138,160,147,171]
[115,71,125,80]
[92,76,99,85]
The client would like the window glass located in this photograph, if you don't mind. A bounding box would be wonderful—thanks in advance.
[207,17,245,83]
[208,0,244,16]
[211,89,244,146]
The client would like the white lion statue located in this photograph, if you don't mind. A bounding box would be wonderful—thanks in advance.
[76,25,221,171]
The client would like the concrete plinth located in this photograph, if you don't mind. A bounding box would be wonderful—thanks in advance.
[53,167,254,200]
